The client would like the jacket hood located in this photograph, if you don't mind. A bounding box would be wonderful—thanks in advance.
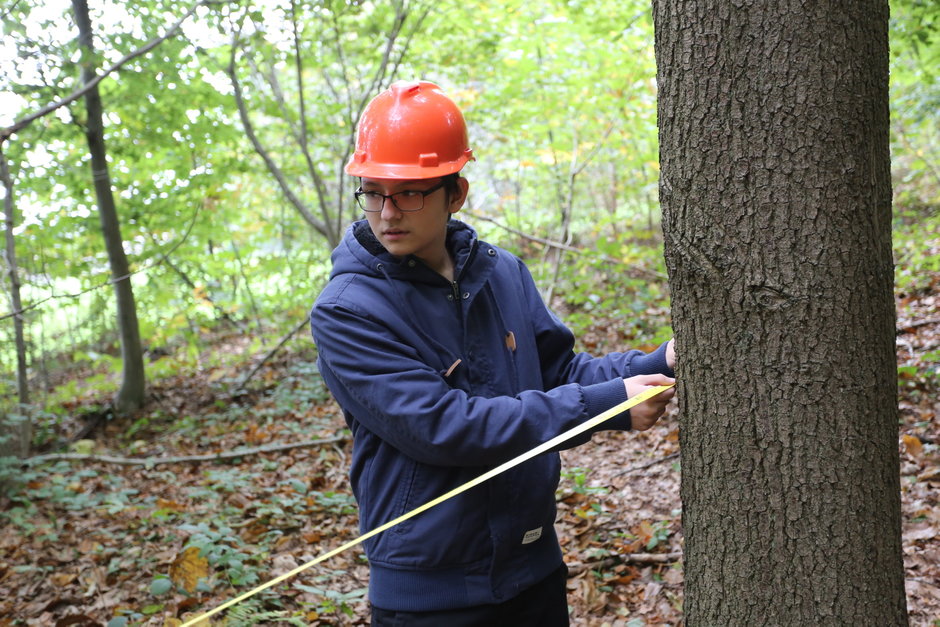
[330,219,479,284]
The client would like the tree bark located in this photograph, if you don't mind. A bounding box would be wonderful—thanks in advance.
[1,148,29,409]
[1,148,31,460]
[653,1,907,624]
[72,0,146,414]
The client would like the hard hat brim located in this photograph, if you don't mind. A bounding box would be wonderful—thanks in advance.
[345,153,472,180]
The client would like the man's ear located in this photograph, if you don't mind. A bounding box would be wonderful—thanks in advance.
[448,176,470,214]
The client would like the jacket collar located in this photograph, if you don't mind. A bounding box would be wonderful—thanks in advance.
[334,219,484,285]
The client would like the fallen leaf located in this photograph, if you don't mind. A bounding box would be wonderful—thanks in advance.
[69,440,96,455]
[903,523,937,543]
[636,521,655,546]
[54,614,98,627]
[903,434,924,459]
[76,539,101,555]
[225,492,252,509]
[239,519,269,544]
[156,498,187,512]
[49,573,77,587]
[271,553,299,577]
[609,569,639,586]
[917,466,940,482]
[169,547,209,594]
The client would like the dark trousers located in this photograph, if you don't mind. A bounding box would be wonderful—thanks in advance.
[370,564,570,626]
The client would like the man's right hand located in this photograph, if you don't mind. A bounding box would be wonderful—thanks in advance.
[623,373,676,430]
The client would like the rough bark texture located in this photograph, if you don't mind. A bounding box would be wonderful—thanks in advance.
[653,1,907,624]
[73,0,146,414]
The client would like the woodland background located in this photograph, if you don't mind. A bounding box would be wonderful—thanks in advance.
[0,0,938,625]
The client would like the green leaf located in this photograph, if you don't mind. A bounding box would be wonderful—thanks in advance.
[150,577,173,596]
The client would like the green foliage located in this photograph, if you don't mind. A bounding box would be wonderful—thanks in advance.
[149,575,172,596]
[894,206,940,294]
[0,0,935,424]
[542,224,671,344]
[294,578,368,620]
[223,596,308,626]
[643,520,671,551]
[890,0,940,210]
[181,521,261,587]
[561,466,609,497]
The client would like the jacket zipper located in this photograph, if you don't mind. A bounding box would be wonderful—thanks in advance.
[451,280,465,332]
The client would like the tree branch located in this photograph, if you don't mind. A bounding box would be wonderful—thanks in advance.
[226,29,328,237]
[897,316,940,334]
[286,0,331,230]
[26,435,347,467]
[466,210,667,281]
[1,0,210,145]
[566,552,683,576]
[235,315,311,392]
[0,0,24,23]
[614,451,680,477]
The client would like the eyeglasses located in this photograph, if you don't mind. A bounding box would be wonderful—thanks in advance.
[354,181,447,213]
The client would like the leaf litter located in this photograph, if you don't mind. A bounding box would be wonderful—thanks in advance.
[1,279,938,626]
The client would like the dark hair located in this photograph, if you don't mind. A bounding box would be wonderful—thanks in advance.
[442,172,461,200]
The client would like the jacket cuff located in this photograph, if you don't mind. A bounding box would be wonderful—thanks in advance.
[629,341,675,378]
[582,378,632,431]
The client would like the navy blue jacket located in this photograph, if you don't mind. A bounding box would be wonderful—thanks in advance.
[310,220,673,611]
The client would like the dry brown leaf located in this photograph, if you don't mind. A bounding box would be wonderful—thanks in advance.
[49,573,76,587]
[917,466,940,482]
[169,547,209,594]
[156,498,187,512]
[239,519,269,544]
[636,520,655,546]
[302,530,322,543]
[902,434,924,459]
[76,539,100,555]
[903,523,937,543]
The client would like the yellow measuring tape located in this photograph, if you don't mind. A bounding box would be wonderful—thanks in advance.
[181,383,673,626]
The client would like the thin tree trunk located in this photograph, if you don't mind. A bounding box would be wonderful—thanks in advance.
[654,1,906,624]
[1,147,31,460]
[72,0,146,414]
[1,148,29,408]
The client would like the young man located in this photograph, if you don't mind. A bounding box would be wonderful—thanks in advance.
[310,80,676,626]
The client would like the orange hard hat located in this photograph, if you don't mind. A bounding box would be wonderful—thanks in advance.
[345,80,474,179]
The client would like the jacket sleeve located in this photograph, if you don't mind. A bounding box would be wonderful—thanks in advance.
[311,288,637,468]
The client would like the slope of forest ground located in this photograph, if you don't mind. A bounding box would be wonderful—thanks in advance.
[1,233,938,626]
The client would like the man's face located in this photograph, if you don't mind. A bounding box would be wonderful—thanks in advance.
[360,176,463,265]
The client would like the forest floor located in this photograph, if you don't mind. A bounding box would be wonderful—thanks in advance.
[1,262,938,626]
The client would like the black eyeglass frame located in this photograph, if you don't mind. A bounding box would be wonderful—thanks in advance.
[353,180,447,213]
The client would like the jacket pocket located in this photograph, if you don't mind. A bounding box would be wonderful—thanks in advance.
[391,457,419,536]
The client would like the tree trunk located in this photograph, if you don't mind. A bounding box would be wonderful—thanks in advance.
[653,1,907,624]
[1,148,31,460]
[1,148,29,409]
[72,0,146,414]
